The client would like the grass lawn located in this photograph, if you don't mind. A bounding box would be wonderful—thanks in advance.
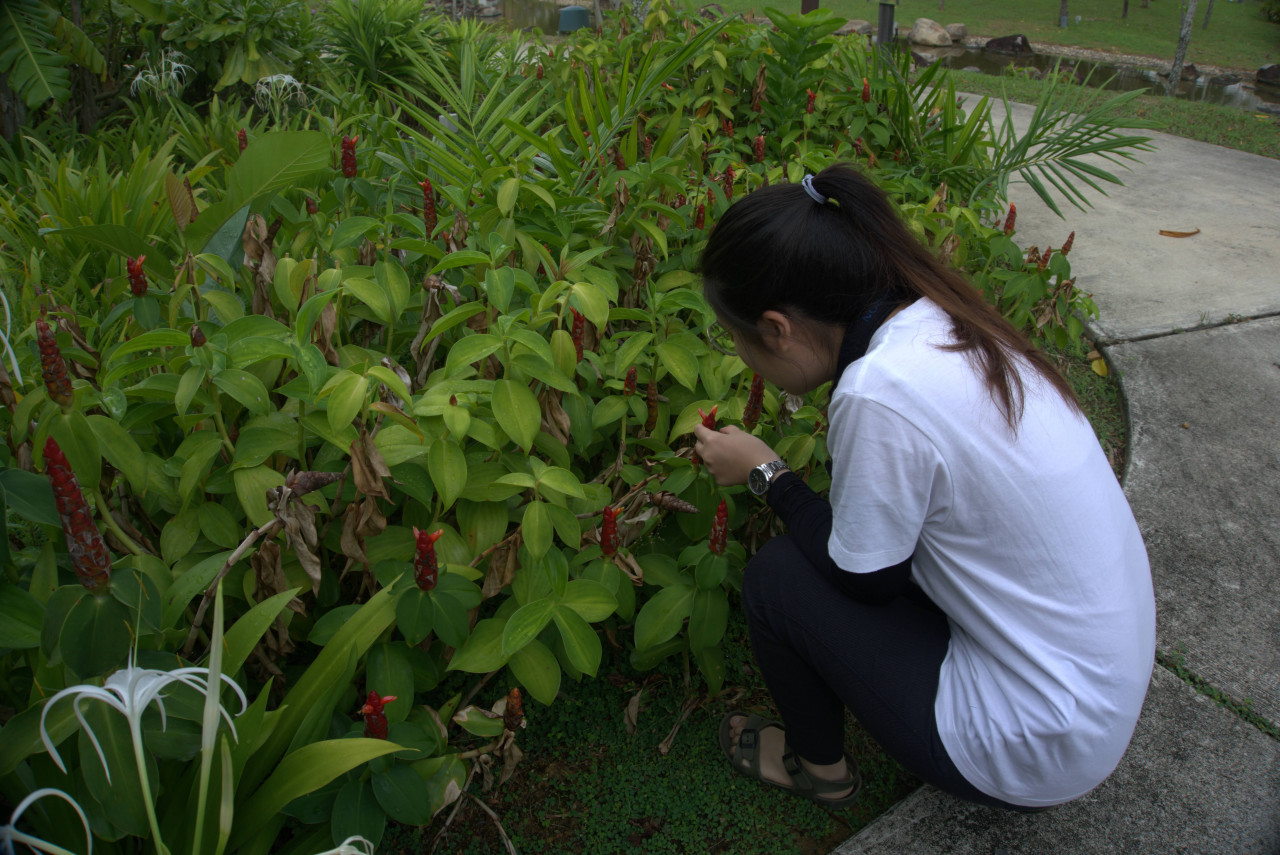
[707,0,1280,70]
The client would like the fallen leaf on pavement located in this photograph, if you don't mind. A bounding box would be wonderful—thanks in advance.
[1158,227,1200,238]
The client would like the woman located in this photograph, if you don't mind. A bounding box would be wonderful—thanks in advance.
[692,164,1155,810]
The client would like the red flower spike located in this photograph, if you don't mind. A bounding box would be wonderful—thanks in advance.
[623,366,637,397]
[674,194,686,209]
[742,373,764,431]
[805,89,816,114]
[692,405,719,468]
[503,687,525,731]
[723,166,735,202]
[613,148,625,170]
[601,506,618,556]
[643,136,653,159]
[753,133,765,164]
[862,77,871,103]
[1003,204,1017,236]
[413,527,444,591]
[1062,231,1075,255]
[340,135,359,178]
[360,690,398,739]
[305,196,318,215]
[127,255,147,297]
[237,129,248,152]
[36,319,73,407]
[854,137,864,157]
[709,500,728,555]
[722,118,734,138]
[644,378,659,432]
[695,203,705,230]
[1039,247,1052,271]
[570,307,585,361]
[421,178,437,236]
[536,63,544,79]
[44,437,112,592]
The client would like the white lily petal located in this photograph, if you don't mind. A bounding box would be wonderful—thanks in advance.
[4,788,92,855]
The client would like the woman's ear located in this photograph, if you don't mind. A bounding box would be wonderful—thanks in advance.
[757,310,796,352]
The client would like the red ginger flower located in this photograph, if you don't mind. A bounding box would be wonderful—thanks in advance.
[1003,204,1017,236]
[742,373,765,431]
[644,377,659,432]
[643,136,653,159]
[570,307,585,361]
[1039,247,1052,271]
[360,690,398,739]
[722,118,734,138]
[44,437,112,592]
[722,166,734,202]
[127,255,147,297]
[601,506,619,556]
[36,319,73,407]
[805,89,816,114]
[421,178,437,236]
[753,133,765,164]
[237,128,248,152]
[623,366,637,397]
[413,527,444,591]
[340,135,359,178]
[305,196,318,215]
[692,405,718,468]
[503,687,524,731]
[709,500,728,555]
[862,77,871,103]
[1062,231,1075,255]
[694,203,705,230]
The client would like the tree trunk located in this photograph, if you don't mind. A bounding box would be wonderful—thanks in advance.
[1059,0,1069,26]
[1122,0,1129,19]
[1169,0,1197,92]
[1201,0,1215,28]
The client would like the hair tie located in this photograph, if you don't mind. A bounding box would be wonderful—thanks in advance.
[801,174,831,207]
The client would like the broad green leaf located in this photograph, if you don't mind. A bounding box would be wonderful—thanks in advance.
[79,703,152,837]
[326,372,369,434]
[537,467,584,499]
[49,410,101,491]
[553,604,601,677]
[163,550,234,630]
[213,368,272,416]
[502,597,556,656]
[86,415,149,492]
[0,468,58,526]
[560,579,617,622]
[330,779,385,851]
[592,396,628,430]
[0,584,43,649]
[491,379,540,451]
[633,584,695,651]
[444,333,503,377]
[395,587,435,646]
[372,764,434,826]
[507,639,561,706]
[233,465,286,527]
[366,643,415,723]
[231,739,401,850]
[60,593,132,678]
[521,500,552,559]
[446,617,509,673]
[656,338,700,391]
[496,177,519,217]
[689,587,729,652]
[452,705,504,738]
[427,438,467,511]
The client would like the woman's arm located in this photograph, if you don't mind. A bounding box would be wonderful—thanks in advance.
[692,423,911,604]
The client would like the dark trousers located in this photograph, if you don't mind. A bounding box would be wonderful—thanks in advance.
[741,534,1032,811]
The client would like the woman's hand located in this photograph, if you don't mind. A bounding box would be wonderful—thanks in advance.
[692,423,781,487]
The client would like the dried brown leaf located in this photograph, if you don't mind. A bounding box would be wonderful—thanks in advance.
[482,544,517,599]
[339,496,387,564]
[165,172,198,231]
[624,688,643,735]
[270,491,322,596]
[1158,227,1200,238]
[349,428,392,502]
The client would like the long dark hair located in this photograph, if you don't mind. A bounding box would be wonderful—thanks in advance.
[699,163,1079,426]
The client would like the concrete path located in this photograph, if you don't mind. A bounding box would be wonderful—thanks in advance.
[833,101,1280,854]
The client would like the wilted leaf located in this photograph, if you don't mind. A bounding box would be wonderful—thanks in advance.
[350,428,392,502]
[482,542,518,600]
[624,688,643,735]
[340,496,387,565]
[269,488,322,595]
[1158,227,1200,238]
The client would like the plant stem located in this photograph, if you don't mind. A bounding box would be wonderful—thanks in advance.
[131,717,171,855]
[207,388,236,456]
[91,487,143,556]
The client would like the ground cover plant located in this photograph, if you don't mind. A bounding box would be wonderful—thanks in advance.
[0,3,1152,853]
[712,0,1280,71]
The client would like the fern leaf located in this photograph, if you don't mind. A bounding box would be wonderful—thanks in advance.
[0,0,71,107]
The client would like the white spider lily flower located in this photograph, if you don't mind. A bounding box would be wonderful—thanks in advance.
[39,655,248,783]
[1,788,91,855]
[312,836,375,855]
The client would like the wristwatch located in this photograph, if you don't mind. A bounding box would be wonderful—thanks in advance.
[748,459,790,496]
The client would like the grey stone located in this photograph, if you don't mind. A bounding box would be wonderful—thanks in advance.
[984,34,1033,55]
[945,22,967,40]
[836,19,874,36]
[908,17,952,46]
[1257,64,1280,86]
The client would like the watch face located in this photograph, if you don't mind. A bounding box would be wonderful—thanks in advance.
[749,467,768,495]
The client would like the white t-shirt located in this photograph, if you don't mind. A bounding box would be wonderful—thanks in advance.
[826,298,1155,807]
